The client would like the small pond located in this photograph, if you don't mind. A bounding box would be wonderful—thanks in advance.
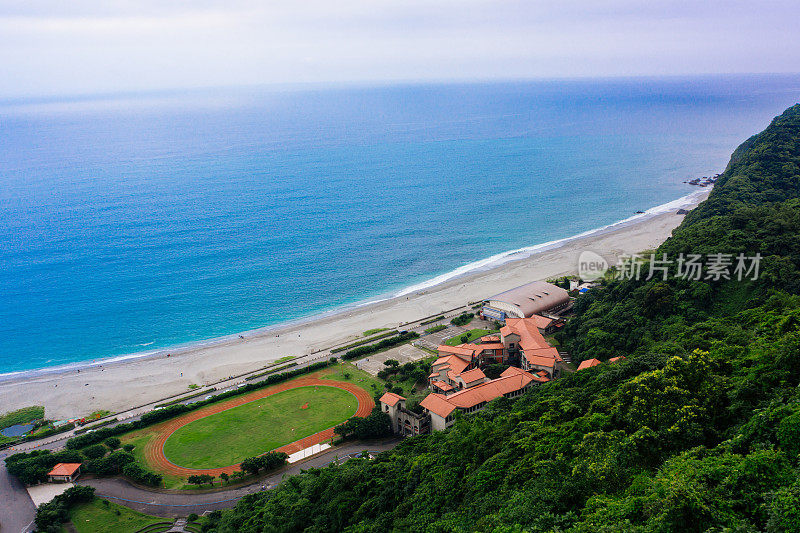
[1,423,34,437]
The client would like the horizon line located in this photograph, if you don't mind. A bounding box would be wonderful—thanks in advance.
[2,71,800,106]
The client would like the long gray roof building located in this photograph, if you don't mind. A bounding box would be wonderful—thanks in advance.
[482,281,570,320]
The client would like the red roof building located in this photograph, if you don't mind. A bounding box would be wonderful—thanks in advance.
[421,367,538,430]
[379,392,404,407]
[48,463,82,483]
[577,358,602,371]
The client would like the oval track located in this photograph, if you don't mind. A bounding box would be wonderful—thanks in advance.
[143,377,374,477]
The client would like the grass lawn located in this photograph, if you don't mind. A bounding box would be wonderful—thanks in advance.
[67,498,164,533]
[320,363,384,396]
[363,327,389,336]
[121,431,189,488]
[0,405,44,429]
[444,328,497,346]
[544,335,561,347]
[163,386,358,469]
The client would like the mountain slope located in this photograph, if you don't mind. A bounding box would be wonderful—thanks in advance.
[206,104,800,533]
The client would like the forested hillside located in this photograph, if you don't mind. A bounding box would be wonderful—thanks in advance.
[205,104,800,532]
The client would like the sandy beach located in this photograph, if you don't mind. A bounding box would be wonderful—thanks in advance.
[0,191,708,419]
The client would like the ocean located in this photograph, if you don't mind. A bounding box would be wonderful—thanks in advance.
[1,75,799,375]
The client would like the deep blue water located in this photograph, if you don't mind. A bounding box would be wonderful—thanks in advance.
[1,75,799,374]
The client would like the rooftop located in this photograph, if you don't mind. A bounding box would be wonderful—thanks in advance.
[431,380,454,392]
[420,393,457,418]
[436,345,476,360]
[379,392,405,406]
[485,281,570,317]
[577,358,602,370]
[459,368,487,384]
[502,317,554,352]
[48,463,82,477]
[421,368,537,417]
[524,353,556,368]
[434,354,470,372]
[531,314,555,329]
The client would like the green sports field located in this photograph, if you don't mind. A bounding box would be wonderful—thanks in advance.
[163,386,358,469]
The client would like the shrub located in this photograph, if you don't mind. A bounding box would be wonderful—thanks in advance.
[35,486,95,533]
[122,462,162,486]
[342,332,420,360]
[82,444,107,460]
[334,407,393,441]
[484,364,510,380]
[260,452,289,471]
[85,450,134,476]
[103,437,121,450]
[187,474,214,487]
[5,449,83,486]
[450,313,474,327]
[122,443,135,452]
[420,315,445,326]
[240,457,262,475]
[240,452,288,475]
[424,324,447,334]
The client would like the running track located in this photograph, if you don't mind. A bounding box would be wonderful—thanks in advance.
[143,377,374,477]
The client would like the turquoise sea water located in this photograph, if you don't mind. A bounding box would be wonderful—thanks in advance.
[1,75,799,375]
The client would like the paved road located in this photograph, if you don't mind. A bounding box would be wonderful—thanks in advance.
[0,304,472,528]
[0,453,37,533]
[6,304,473,457]
[80,440,401,517]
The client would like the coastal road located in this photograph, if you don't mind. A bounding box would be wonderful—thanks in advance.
[6,303,473,457]
[79,439,401,517]
[0,306,464,525]
[0,453,37,533]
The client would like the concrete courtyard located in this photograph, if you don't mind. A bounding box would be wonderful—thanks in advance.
[355,344,431,376]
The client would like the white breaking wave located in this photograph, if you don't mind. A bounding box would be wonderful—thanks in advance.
[0,189,708,382]
[392,189,708,298]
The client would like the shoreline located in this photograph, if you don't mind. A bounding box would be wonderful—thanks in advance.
[0,189,709,418]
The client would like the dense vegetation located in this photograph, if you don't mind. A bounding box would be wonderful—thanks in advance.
[335,407,393,441]
[0,405,44,429]
[199,105,800,532]
[35,485,95,532]
[66,496,168,533]
[6,442,163,487]
[450,312,475,326]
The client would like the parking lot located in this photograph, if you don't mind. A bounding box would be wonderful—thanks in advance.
[413,325,466,351]
[355,343,432,376]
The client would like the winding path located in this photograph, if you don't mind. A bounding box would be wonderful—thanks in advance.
[143,377,374,477]
[81,440,400,518]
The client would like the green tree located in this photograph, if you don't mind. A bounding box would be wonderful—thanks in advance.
[82,444,107,460]
[240,457,262,475]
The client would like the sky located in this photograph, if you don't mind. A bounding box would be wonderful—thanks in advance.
[1,0,799,98]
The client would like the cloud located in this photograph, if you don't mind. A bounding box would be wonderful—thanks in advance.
[0,0,797,97]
